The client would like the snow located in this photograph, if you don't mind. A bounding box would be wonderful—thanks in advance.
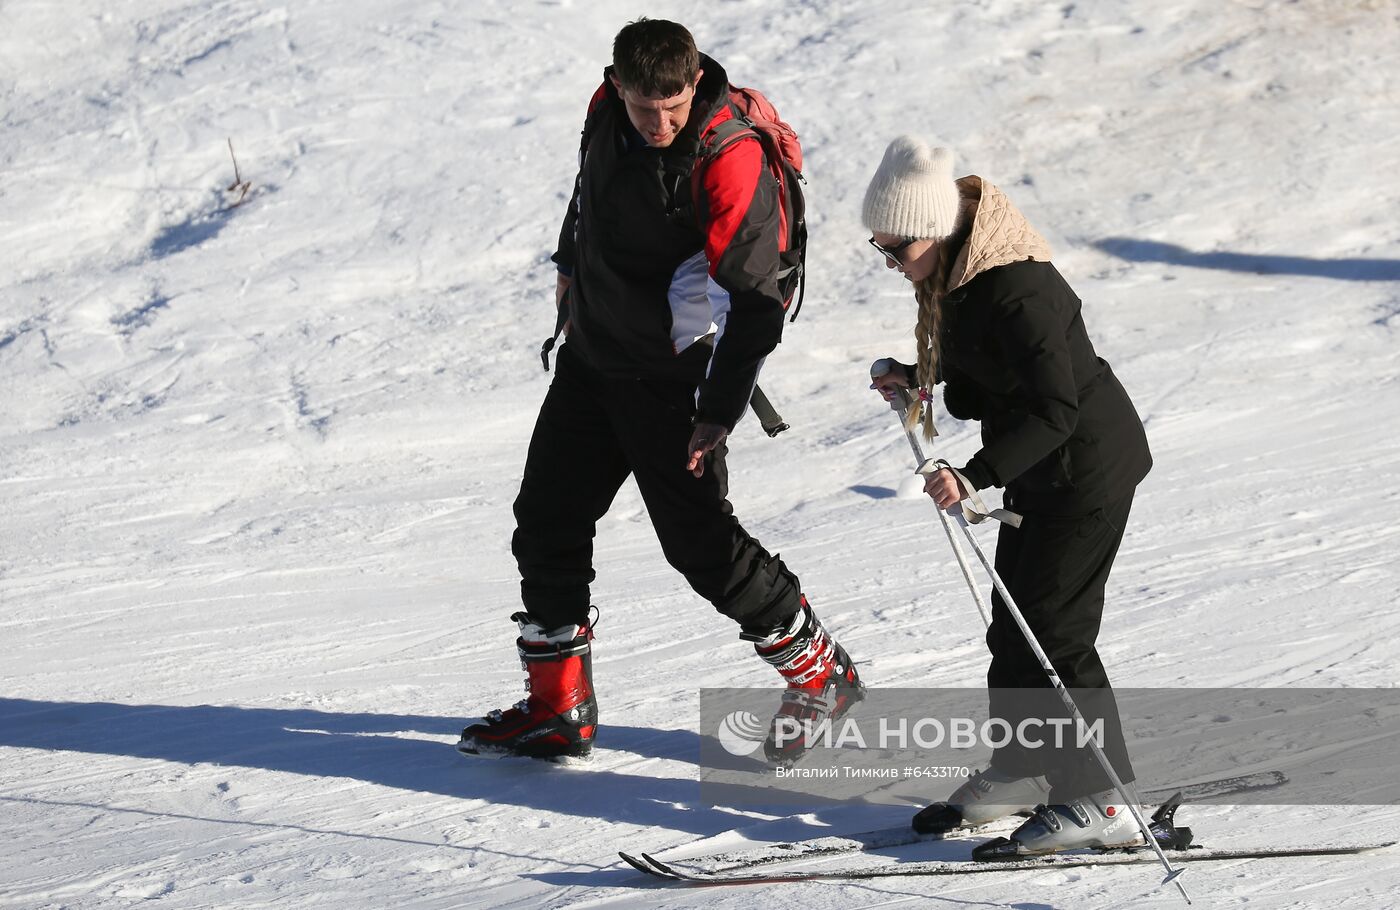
[3,0,1399,907]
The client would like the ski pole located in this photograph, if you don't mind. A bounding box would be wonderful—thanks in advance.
[886,388,1191,904]
[882,393,991,630]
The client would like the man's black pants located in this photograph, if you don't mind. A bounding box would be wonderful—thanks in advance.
[512,344,801,633]
[984,493,1137,801]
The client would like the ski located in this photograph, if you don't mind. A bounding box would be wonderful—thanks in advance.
[623,840,1396,884]
[621,770,1286,876]
[621,821,997,878]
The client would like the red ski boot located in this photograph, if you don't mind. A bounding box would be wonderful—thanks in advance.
[457,612,597,760]
[749,597,864,765]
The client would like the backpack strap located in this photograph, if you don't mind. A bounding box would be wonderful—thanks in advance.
[785,242,807,322]
[544,85,612,371]
[691,101,760,198]
[694,332,790,437]
[702,111,760,157]
[748,384,790,437]
[539,289,569,371]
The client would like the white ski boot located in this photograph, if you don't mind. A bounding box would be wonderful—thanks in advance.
[912,766,1052,833]
[972,788,1146,858]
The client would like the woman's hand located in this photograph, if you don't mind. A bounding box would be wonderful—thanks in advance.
[924,468,968,510]
[869,357,910,402]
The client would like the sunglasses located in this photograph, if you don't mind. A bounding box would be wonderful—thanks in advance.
[868,236,918,265]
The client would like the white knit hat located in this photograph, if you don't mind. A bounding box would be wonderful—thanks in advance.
[861,137,959,240]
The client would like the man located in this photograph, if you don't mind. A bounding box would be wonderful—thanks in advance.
[458,18,862,762]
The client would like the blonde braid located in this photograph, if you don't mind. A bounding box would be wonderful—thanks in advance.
[906,191,977,439]
[908,260,945,439]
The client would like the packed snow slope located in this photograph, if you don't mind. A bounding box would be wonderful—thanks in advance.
[3,0,1399,907]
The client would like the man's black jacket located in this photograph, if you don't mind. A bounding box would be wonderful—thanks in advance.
[552,55,786,431]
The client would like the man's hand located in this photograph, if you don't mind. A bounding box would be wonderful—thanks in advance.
[869,357,910,402]
[924,468,968,511]
[686,422,729,478]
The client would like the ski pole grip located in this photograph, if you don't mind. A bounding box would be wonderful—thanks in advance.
[870,358,910,413]
[870,357,898,380]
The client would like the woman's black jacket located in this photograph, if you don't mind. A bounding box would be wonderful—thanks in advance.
[941,259,1152,516]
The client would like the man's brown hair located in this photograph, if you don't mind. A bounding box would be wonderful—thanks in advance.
[612,18,700,97]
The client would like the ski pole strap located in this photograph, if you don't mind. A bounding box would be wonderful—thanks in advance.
[917,458,1023,528]
[749,384,790,437]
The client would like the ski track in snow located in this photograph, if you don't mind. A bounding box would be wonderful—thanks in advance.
[3,0,1400,907]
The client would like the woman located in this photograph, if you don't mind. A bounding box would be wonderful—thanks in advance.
[862,136,1153,857]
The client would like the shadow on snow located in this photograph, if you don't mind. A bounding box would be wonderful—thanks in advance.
[0,697,835,839]
[1093,237,1400,282]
